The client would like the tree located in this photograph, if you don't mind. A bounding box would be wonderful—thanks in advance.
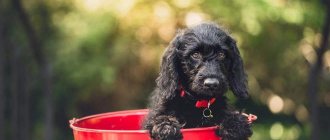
[0,1,7,139]
[307,1,330,139]
[0,16,5,140]
[12,0,54,139]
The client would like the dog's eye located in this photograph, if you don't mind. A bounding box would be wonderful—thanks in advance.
[218,52,226,60]
[191,52,202,59]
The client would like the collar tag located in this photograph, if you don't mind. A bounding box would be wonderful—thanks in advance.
[202,108,213,118]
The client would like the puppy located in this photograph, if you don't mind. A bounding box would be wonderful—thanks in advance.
[144,23,253,140]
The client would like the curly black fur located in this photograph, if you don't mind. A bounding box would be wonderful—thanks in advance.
[143,23,252,140]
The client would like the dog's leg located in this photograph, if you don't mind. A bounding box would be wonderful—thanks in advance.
[147,115,183,140]
[216,112,252,140]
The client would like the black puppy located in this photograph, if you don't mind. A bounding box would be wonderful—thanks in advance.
[143,23,253,140]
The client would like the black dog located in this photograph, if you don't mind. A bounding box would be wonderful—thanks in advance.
[143,23,253,140]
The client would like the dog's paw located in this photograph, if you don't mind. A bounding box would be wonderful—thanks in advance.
[150,115,183,140]
[216,113,252,140]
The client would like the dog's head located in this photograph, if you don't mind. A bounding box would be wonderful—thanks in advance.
[156,23,248,100]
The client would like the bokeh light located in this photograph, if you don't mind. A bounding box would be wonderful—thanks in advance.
[287,125,301,140]
[283,98,296,115]
[172,0,194,8]
[295,105,309,123]
[268,94,284,114]
[270,122,284,139]
[185,11,207,27]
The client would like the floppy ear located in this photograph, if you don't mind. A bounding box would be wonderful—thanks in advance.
[155,35,181,101]
[227,37,249,99]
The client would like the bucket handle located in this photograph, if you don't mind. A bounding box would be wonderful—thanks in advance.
[69,118,77,125]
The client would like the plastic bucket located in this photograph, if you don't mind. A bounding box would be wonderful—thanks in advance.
[70,109,221,140]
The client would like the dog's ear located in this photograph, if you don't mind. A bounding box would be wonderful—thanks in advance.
[226,37,249,99]
[155,34,182,100]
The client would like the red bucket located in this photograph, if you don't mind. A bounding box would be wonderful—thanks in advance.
[70,109,221,140]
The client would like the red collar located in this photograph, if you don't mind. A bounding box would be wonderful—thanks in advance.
[180,84,257,122]
[180,86,216,108]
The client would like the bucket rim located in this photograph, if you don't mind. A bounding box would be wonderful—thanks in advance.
[69,109,217,133]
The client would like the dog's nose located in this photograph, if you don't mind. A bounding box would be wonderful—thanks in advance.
[203,78,219,88]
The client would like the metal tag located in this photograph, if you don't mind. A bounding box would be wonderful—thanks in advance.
[202,108,213,118]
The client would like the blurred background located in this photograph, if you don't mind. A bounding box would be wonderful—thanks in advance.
[0,0,329,139]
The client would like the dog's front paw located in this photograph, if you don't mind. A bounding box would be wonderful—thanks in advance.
[216,113,252,140]
[150,116,183,140]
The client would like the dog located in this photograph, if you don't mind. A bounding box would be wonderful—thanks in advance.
[143,23,254,140]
